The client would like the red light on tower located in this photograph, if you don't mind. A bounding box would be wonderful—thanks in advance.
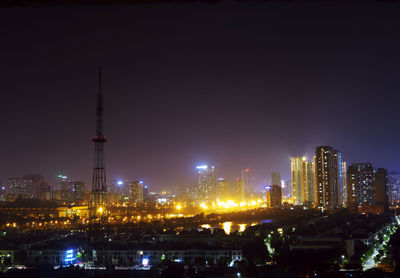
[245,169,250,172]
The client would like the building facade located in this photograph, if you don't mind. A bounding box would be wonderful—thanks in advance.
[195,165,217,202]
[271,172,281,186]
[130,181,144,203]
[315,146,342,210]
[347,163,375,207]
[265,185,282,208]
[291,157,315,206]
[388,171,400,204]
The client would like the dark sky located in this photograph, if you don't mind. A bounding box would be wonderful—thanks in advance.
[1,0,400,191]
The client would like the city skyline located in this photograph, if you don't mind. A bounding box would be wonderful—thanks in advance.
[2,1,400,191]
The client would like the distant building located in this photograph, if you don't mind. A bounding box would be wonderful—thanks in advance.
[234,178,245,202]
[375,168,389,213]
[60,181,86,203]
[6,178,21,200]
[23,175,50,200]
[347,163,375,207]
[241,169,250,196]
[130,181,144,203]
[388,171,400,204]
[217,178,230,200]
[315,146,342,210]
[143,185,149,202]
[265,185,281,208]
[195,165,217,201]
[271,172,281,186]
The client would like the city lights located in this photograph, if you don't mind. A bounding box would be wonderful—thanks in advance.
[223,222,232,235]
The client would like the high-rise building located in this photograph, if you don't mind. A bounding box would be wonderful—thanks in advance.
[234,178,245,202]
[22,175,50,200]
[130,181,144,203]
[334,151,343,208]
[271,172,281,186]
[291,157,315,206]
[241,169,250,196]
[375,168,389,213]
[217,178,230,200]
[347,163,375,207]
[315,146,342,210]
[265,185,282,208]
[195,165,217,201]
[60,181,86,203]
[7,178,21,197]
[342,162,347,207]
[143,185,149,202]
[388,171,400,204]
[303,160,315,205]
[291,157,303,205]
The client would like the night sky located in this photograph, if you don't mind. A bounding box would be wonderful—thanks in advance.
[1,1,400,191]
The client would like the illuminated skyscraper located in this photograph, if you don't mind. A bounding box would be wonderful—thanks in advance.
[334,150,343,208]
[303,160,315,205]
[347,163,375,207]
[342,162,347,207]
[130,181,144,203]
[315,146,342,210]
[291,157,303,205]
[388,171,400,203]
[195,165,217,201]
[291,157,315,205]
[271,172,281,186]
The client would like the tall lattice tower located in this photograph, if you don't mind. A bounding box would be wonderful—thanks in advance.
[89,67,108,249]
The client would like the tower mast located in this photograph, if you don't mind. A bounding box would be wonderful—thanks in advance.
[89,67,108,255]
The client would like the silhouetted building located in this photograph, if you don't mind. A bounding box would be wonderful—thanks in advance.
[375,168,389,213]
[265,185,281,208]
[271,172,281,186]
